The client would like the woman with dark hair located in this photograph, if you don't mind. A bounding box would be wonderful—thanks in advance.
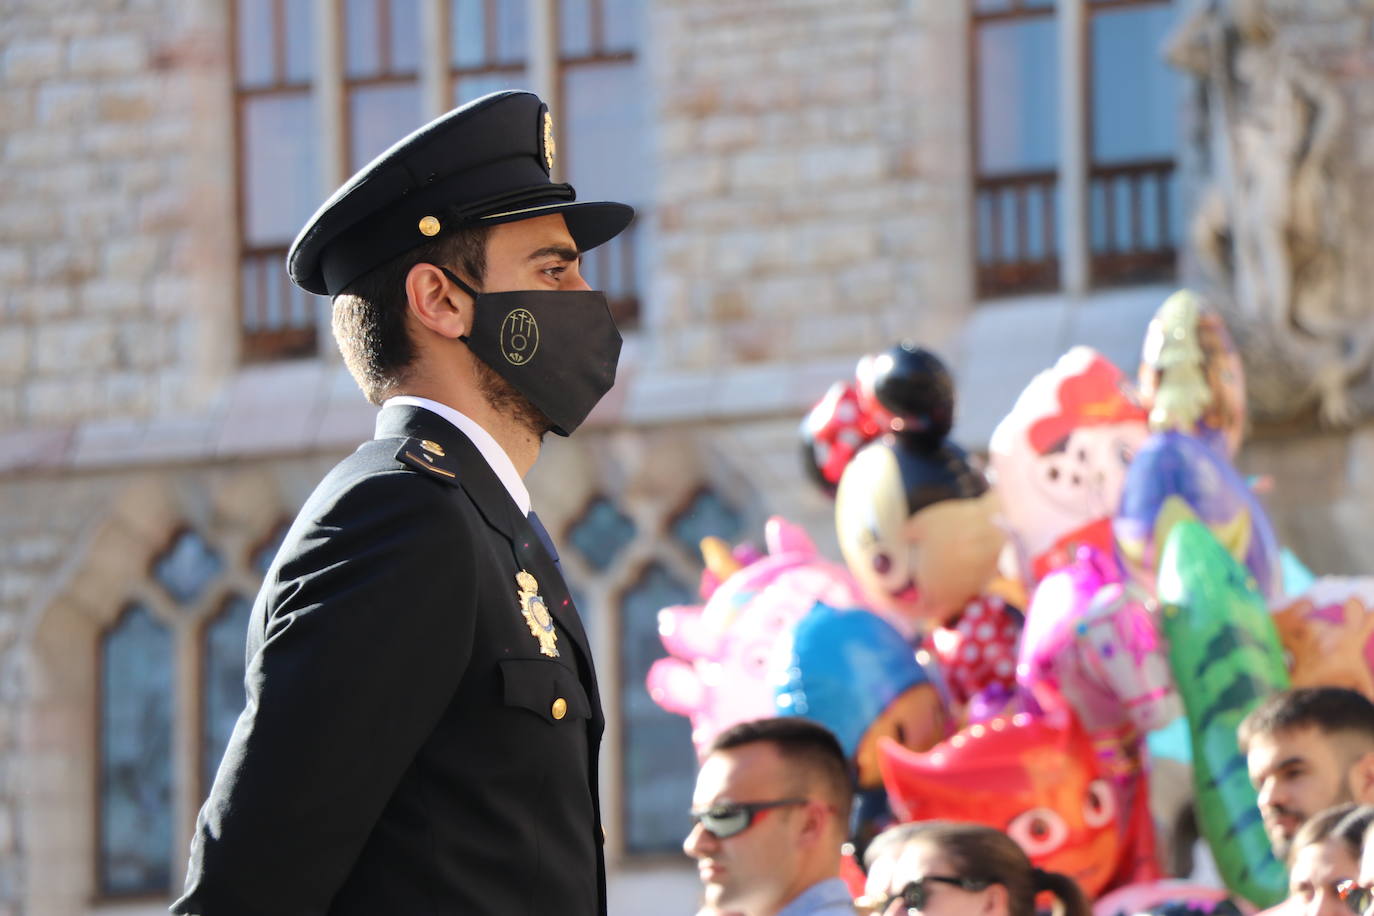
[858,820,1091,916]
[1284,803,1374,916]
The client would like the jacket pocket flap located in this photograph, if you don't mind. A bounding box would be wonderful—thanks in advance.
[499,658,591,724]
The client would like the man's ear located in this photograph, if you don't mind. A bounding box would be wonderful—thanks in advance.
[981,881,1008,915]
[405,262,470,339]
[1349,748,1374,803]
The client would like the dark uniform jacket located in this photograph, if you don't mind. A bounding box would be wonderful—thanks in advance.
[172,404,606,916]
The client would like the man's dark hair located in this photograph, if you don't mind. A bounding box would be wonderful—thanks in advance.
[1238,687,1374,753]
[708,718,853,824]
[331,226,489,404]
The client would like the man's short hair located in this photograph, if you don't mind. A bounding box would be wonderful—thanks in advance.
[331,226,489,405]
[709,718,853,825]
[1238,687,1374,753]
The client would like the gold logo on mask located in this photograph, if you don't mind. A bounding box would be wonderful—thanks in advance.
[500,308,539,366]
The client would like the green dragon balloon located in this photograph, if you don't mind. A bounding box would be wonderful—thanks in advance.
[1157,519,1289,909]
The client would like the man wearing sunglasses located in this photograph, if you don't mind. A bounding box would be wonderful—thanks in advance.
[685,718,858,916]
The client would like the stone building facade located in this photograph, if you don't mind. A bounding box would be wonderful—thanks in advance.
[1,1,1372,914]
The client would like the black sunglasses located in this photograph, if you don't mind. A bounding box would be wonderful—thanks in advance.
[688,798,809,839]
[1338,879,1374,916]
[883,875,991,913]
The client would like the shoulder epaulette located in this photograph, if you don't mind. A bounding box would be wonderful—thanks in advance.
[393,437,462,485]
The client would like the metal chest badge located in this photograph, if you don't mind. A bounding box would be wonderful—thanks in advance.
[516,569,559,657]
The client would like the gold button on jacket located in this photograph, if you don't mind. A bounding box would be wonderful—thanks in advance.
[552,697,568,720]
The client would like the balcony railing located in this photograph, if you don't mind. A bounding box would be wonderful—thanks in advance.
[974,168,1060,298]
[974,158,1177,298]
[1088,157,1176,287]
[240,247,319,362]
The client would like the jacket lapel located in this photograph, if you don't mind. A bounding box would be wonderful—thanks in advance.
[374,405,599,691]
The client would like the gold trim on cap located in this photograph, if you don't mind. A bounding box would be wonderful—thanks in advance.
[418,215,442,236]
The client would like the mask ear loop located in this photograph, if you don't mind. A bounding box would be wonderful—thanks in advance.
[438,266,480,344]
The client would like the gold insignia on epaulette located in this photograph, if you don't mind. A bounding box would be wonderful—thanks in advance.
[420,439,445,457]
[516,569,558,657]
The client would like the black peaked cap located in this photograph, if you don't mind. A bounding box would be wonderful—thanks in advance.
[287,90,635,296]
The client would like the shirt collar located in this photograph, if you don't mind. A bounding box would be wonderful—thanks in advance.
[380,395,531,515]
[774,877,855,916]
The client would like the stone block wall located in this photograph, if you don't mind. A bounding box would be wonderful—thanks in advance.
[649,0,974,372]
[0,0,237,432]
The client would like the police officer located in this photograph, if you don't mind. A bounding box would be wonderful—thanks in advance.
[172,90,632,916]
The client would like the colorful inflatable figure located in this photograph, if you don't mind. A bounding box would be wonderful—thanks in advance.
[646,517,867,757]
[1115,290,1283,602]
[877,708,1123,899]
[799,352,897,495]
[1272,577,1374,700]
[832,343,1019,717]
[774,603,948,846]
[1018,546,1182,887]
[1157,520,1290,909]
[990,347,1149,586]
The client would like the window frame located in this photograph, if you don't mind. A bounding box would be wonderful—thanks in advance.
[968,0,1178,299]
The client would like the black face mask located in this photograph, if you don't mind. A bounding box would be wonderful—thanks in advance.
[441,268,622,436]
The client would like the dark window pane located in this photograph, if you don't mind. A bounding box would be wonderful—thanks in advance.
[495,0,527,63]
[563,60,647,204]
[452,0,487,67]
[977,16,1058,174]
[620,563,697,853]
[454,69,527,106]
[1091,4,1179,163]
[236,0,275,88]
[153,530,223,605]
[568,497,636,572]
[560,0,593,57]
[284,0,315,83]
[203,596,253,797]
[670,490,743,555]
[602,0,640,52]
[100,604,174,895]
[346,0,382,78]
[348,81,422,171]
[390,0,421,73]
[243,92,319,246]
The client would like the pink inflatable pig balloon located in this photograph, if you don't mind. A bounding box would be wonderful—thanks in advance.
[990,347,1149,587]
[646,516,869,758]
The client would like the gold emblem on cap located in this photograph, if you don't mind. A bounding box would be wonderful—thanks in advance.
[418,215,441,236]
[551,697,568,720]
[543,111,556,171]
[516,569,558,657]
[420,439,445,457]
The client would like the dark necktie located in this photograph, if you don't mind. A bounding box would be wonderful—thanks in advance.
[527,510,562,573]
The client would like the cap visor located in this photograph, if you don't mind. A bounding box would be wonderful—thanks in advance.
[477,200,634,252]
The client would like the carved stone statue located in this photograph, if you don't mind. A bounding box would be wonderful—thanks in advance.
[1168,0,1374,426]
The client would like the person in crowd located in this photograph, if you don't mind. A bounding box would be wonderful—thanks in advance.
[1283,803,1374,916]
[685,718,857,916]
[858,820,1091,916]
[1240,687,1374,863]
[1348,815,1374,916]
